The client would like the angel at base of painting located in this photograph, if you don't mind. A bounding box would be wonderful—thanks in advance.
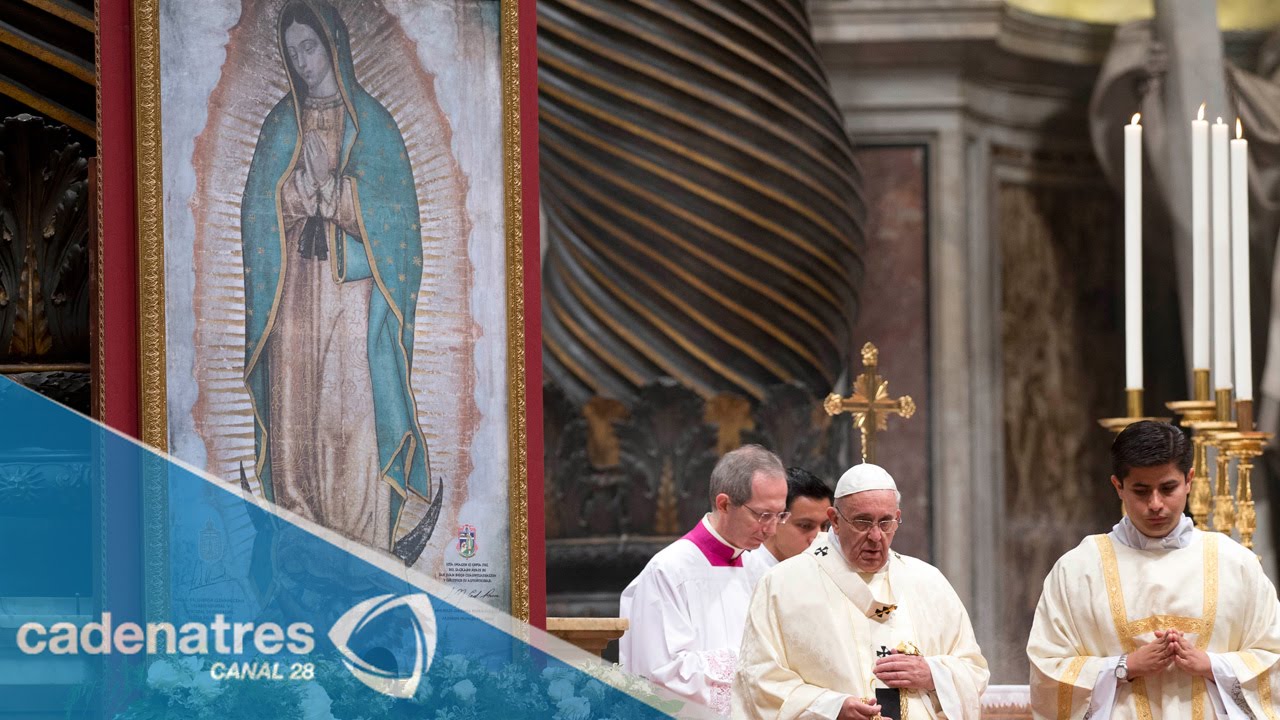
[238,0,439,562]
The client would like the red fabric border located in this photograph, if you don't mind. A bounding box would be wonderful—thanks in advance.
[98,0,140,438]
[97,9,145,710]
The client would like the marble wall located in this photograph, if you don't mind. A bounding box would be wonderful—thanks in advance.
[996,177,1124,680]
[850,145,932,561]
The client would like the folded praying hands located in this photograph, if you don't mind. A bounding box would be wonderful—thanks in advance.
[1127,630,1213,680]
[1168,630,1213,679]
[291,130,338,218]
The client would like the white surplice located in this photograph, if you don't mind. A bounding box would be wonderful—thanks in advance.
[733,531,989,719]
[1028,517,1280,720]
[744,545,781,587]
[620,516,754,715]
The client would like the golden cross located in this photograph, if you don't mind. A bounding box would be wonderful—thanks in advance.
[823,342,916,464]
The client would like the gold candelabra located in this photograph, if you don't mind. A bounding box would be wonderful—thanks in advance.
[1131,372,1273,551]
[1100,368,1269,548]
[1212,436,1236,533]
[1166,373,1273,550]
[1168,369,1234,530]
[1213,398,1271,550]
[1098,388,1172,433]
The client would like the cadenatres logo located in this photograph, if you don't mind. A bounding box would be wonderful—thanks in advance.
[328,593,437,699]
[14,593,437,700]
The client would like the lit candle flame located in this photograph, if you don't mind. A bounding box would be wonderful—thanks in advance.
[1130,112,1141,125]
[1237,118,1243,139]
[1197,103,1206,121]
[1217,117,1224,124]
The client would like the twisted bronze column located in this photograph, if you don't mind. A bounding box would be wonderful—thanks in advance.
[539,0,866,404]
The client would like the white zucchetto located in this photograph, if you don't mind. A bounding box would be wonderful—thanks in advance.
[834,463,900,501]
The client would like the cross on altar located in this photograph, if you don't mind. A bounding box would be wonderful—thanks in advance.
[824,342,916,464]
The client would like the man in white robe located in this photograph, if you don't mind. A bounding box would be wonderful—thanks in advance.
[1028,420,1280,719]
[744,467,834,586]
[734,463,989,720]
[621,444,789,715]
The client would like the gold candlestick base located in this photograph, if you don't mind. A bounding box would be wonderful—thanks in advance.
[1185,419,1238,530]
[1098,389,1171,433]
[1169,389,1225,530]
[1211,443,1236,533]
[1166,400,1217,424]
[1217,429,1273,550]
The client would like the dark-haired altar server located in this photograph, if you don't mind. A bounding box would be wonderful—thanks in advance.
[1028,420,1280,719]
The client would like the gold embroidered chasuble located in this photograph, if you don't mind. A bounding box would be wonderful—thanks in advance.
[1028,530,1280,720]
[733,541,988,719]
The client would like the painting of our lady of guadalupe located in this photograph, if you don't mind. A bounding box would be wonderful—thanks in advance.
[159,0,511,606]
[242,2,433,554]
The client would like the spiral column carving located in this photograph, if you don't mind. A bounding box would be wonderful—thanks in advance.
[539,0,866,404]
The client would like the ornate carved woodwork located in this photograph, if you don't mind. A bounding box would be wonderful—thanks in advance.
[742,381,849,482]
[616,379,720,535]
[0,114,91,414]
[546,378,847,539]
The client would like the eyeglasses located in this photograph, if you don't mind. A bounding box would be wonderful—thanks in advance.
[740,503,791,526]
[834,505,900,534]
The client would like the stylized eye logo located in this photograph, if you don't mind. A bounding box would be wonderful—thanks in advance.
[328,594,437,698]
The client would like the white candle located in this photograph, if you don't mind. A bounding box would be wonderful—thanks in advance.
[1192,104,1210,369]
[1231,119,1252,401]
[1125,113,1142,390]
[1212,117,1232,389]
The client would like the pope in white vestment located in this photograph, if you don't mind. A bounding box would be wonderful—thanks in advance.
[621,445,790,715]
[1027,420,1280,720]
[734,464,989,720]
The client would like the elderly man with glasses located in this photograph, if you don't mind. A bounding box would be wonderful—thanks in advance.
[620,444,789,716]
[733,463,989,720]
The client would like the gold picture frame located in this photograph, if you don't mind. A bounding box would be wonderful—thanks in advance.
[130,0,532,621]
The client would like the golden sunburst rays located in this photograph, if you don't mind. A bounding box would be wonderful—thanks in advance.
[183,0,477,536]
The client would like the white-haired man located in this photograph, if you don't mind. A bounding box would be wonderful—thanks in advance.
[621,444,789,715]
[733,463,989,720]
